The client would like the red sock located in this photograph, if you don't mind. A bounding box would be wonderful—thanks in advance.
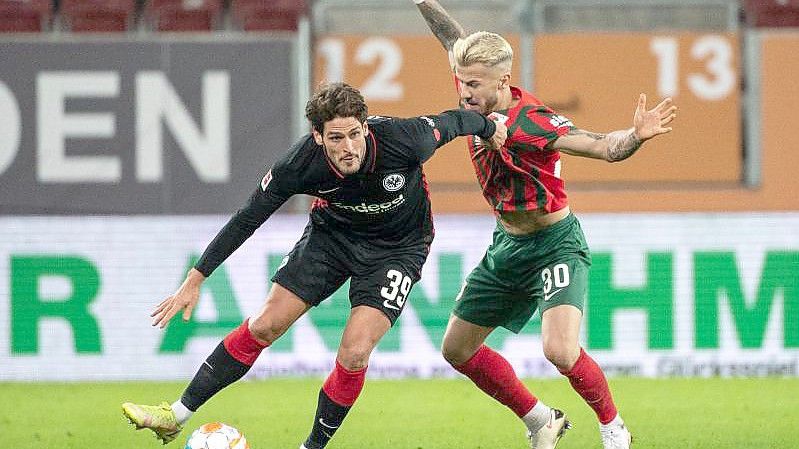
[322,360,367,406]
[560,348,618,424]
[453,345,537,417]
[222,318,269,366]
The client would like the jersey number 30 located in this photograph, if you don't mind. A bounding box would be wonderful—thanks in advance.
[381,269,412,311]
[541,263,571,302]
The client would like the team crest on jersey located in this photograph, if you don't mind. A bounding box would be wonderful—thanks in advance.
[382,173,405,192]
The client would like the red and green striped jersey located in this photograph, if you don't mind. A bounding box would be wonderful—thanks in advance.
[466,86,575,214]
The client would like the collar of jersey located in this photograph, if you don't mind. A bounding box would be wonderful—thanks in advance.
[511,85,545,111]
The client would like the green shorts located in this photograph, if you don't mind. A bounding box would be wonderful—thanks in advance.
[453,213,591,333]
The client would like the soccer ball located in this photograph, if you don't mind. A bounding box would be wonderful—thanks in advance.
[184,422,250,449]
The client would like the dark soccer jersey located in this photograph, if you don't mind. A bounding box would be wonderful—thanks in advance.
[194,110,496,277]
[462,85,576,214]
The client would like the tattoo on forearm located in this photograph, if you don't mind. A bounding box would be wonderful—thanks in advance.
[567,128,606,141]
[418,2,466,50]
[605,129,642,162]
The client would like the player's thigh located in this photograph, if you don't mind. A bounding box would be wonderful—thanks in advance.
[271,222,351,306]
[348,248,427,325]
[441,314,495,365]
[249,282,311,344]
[337,305,393,369]
[453,255,537,334]
[526,214,592,315]
[531,255,589,368]
[540,304,582,369]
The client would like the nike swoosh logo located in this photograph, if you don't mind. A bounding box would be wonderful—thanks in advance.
[318,418,339,430]
[318,187,341,194]
[382,300,401,311]
[544,288,563,301]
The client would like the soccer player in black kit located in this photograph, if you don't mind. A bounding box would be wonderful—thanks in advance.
[122,82,507,448]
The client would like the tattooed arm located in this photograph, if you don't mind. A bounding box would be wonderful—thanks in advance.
[415,0,466,52]
[555,128,642,162]
[552,94,677,162]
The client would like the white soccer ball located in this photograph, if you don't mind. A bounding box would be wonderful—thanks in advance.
[184,422,250,449]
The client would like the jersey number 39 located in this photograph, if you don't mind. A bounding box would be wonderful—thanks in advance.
[381,269,412,311]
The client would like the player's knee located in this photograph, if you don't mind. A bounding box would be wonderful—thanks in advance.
[543,340,579,371]
[441,342,473,367]
[337,342,374,371]
[247,317,286,346]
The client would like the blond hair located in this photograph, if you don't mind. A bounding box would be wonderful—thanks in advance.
[452,31,513,72]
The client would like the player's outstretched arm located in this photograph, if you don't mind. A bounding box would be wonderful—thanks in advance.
[150,267,205,328]
[403,110,505,163]
[554,94,677,162]
[413,0,466,52]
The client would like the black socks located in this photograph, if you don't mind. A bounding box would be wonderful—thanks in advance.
[302,389,352,449]
[180,342,250,411]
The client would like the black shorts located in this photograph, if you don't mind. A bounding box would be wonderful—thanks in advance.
[271,221,430,325]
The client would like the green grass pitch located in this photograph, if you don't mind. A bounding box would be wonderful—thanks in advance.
[2,378,798,448]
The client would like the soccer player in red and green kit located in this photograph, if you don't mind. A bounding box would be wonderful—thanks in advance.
[413,1,677,448]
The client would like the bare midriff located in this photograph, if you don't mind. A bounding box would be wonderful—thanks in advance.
[498,206,571,235]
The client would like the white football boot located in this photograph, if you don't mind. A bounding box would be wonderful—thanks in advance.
[527,408,571,449]
[600,416,632,449]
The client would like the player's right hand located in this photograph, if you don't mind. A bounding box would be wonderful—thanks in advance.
[489,119,508,149]
[150,268,205,328]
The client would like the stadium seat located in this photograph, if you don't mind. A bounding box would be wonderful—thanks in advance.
[144,0,223,32]
[60,0,135,32]
[744,0,799,27]
[0,0,52,32]
[231,0,307,32]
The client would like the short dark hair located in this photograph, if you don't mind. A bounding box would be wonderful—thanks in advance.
[305,82,369,133]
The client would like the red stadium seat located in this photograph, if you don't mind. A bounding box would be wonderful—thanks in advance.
[144,0,223,32]
[231,0,308,32]
[744,0,799,27]
[0,0,52,32]
[60,0,135,32]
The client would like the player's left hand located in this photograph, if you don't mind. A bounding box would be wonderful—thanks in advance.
[488,116,508,149]
[150,268,205,329]
[633,94,677,142]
